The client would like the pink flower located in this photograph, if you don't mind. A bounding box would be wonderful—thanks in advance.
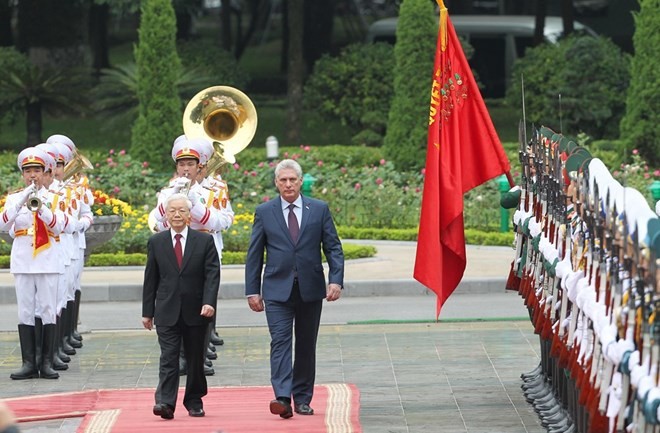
[233,163,240,170]
[317,160,323,167]
[262,196,270,202]
[95,163,100,168]
[250,171,257,177]
[109,149,115,155]
[654,170,660,177]
[119,149,126,156]
[124,162,130,167]
[354,183,361,191]
[258,162,264,168]
[243,170,249,176]
[269,161,276,167]
[375,178,383,185]
[341,167,347,174]
[613,170,620,177]
[304,146,311,152]
[415,187,421,193]
[380,159,386,165]
[142,161,149,168]
[284,152,290,158]
[632,149,639,155]
[113,186,120,194]
[420,168,426,175]
[106,157,113,164]
[644,173,650,179]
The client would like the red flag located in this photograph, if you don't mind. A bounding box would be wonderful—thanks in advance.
[414,0,511,318]
[32,212,51,257]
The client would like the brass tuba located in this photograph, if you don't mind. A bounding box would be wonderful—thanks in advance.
[182,86,257,170]
[62,150,94,183]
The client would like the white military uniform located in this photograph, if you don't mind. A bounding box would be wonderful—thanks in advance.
[0,149,67,326]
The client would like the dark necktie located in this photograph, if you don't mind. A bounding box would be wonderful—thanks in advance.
[287,203,299,244]
[174,233,183,267]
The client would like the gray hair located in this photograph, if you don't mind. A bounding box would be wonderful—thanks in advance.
[274,159,303,179]
[164,192,192,210]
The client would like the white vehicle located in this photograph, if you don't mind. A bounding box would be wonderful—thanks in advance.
[367,15,597,97]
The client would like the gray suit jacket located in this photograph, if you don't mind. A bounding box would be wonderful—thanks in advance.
[245,195,344,302]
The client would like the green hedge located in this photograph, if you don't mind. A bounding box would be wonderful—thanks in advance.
[0,243,376,268]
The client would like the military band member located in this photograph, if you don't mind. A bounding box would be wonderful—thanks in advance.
[47,134,94,345]
[0,147,68,380]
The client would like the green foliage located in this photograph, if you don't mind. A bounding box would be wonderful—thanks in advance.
[130,0,182,172]
[382,0,436,170]
[620,0,660,167]
[611,149,660,207]
[304,43,395,146]
[505,34,630,140]
[177,39,249,94]
[338,227,418,241]
[0,151,22,193]
[0,48,30,122]
[87,253,146,266]
[87,148,170,207]
[464,229,514,247]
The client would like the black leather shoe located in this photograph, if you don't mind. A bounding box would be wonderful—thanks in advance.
[294,403,314,415]
[204,365,215,376]
[188,408,205,417]
[153,404,174,420]
[270,399,293,419]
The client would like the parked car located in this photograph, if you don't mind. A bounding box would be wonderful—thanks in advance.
[367,15,597,98]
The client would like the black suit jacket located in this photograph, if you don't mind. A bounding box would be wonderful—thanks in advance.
[142,228,220,327]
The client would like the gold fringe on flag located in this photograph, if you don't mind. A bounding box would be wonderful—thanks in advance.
[437,0,448,52]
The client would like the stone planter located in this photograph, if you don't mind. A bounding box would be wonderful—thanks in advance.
[84,214,123,262]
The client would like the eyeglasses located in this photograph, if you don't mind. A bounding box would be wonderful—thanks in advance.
[167,208,190,215]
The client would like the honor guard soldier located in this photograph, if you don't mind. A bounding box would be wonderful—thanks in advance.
[195,138,234,347]
[47,134,94,346]
[0,147,68,380]
[35,142,77,371]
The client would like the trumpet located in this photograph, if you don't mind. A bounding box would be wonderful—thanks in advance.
[27,182,41,212]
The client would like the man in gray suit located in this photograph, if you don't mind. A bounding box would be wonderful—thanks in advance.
[245,159,344,419]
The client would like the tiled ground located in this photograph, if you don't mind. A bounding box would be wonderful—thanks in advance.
[0,321,545,433]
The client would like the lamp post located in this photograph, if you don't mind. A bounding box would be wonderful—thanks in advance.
[497,174,511,232]
[302,173,317,197]
[266,136,279,161]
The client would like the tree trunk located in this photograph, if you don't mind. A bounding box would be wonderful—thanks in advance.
[221,0,232,51]
[286,0,304,145]
[89,2,110,76]
[26,101,43,146]
[0,0,13,47]
[560,0,575,37]
[303,1,335,73]
[281,0,289,73]
[533,0,547,46]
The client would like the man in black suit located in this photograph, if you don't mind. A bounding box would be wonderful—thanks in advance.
[245,159,344,419]
[142,193,220,420]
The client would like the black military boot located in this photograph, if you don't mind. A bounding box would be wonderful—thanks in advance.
[61,307,76,356]
[39,324,60,379]
[52,315,69,371]
[210,315,223,346]
[71,290,83,341]
[66,300,82,349]
[56,312,70,363]
[10,324,39,380]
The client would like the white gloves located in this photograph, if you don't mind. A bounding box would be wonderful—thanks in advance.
[172,177,191,193]
[16,183,37,209]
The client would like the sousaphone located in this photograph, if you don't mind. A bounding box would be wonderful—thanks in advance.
[182,86,258,170]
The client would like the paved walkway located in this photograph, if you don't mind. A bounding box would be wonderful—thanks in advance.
[0,241,546,433]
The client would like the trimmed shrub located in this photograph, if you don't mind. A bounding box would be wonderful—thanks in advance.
[619,0,660,166]
[304,42,395,147]
[130,0,182,172]
[505,34,630,140]
[382,0,436,170]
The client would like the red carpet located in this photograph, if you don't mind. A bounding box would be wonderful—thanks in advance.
[3,384,361,433]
